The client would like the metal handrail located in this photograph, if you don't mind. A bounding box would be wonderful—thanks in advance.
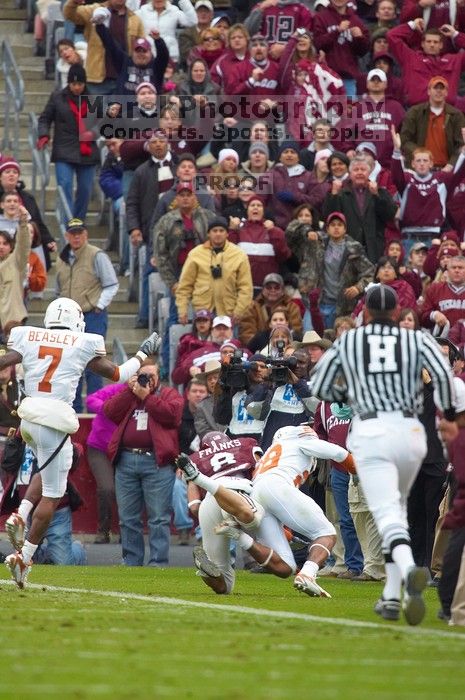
[1,39,25,158]
[112,337,128,365]
[28,112,50,213]
[55,185,73,248]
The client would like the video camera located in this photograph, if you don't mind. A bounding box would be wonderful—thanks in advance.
[220,343,298,389]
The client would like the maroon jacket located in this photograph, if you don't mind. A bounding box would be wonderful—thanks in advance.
[444,426,465,529]
[420,280,465,328]
[171,341,222,387]
[228,220,291,288]
[104,386,183,466]
[313,5,370,79]
[448,319,465,350]
[271,164,319,229]
[313,401,351,473]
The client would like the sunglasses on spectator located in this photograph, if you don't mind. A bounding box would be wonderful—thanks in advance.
[264,283,282,290]
[203,36,219,42]
[239,185,254,191]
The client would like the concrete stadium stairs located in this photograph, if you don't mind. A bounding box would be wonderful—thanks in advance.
[0,1,146,355]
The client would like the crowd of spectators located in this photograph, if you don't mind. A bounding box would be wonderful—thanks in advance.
[2,0,465,619]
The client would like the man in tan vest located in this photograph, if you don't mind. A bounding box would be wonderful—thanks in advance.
[55,218,119,412]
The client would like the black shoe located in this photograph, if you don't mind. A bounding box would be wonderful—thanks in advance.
[374,597,401,621]
[0,552,5,564]
[437,608,451,621]
[134,319,148,329]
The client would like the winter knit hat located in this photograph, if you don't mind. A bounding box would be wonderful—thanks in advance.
[278,140,299,157]
[0,158,20,175]
[68,64,87,84]
[249,141,269,158]
[218,148,239,164]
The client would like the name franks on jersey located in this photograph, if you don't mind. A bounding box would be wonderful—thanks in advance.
[367,335,398,373]
[199,439,241,459]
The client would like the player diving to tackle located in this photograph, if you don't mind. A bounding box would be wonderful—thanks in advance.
[3,297,161,588]
[177,424,355,597]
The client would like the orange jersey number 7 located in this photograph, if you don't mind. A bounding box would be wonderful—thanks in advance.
[37,346,63,393]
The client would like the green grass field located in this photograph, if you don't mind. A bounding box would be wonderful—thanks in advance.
[1,566,464,700]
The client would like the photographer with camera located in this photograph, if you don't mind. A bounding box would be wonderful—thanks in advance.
[103,362,183,567]
[214,350,269,441]
[245,346,316,451]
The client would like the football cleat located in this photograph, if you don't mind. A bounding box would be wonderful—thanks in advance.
[214,520,241,541]
[5,512,26,551]
[374,597,401,621]
[294,572,332,598]
[403,566,429,626]
[175,453,200,482]
[5,552,31,589]
[193,546,222,578]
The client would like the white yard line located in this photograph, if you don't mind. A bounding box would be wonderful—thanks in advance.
[2,578,465,641]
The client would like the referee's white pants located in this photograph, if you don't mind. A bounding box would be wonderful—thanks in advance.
[20,419,73,499]
[347,413,427,538]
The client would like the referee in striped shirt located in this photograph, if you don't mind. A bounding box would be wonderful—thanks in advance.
[309,284,456,626]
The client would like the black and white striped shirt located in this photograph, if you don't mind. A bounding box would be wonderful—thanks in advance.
[308,323,455,416]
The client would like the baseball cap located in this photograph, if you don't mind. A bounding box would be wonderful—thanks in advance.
[366,284,398,311]
[135,81,156,94]
[326,211,347,225]
[134,38,152,52]
[356,142,378,157]
[195,0,213,10]
[211,15,231,27]
[251,33,268,44]
[194,309,214,320]
[367,68,387,82]
[429,76,448,88]
[176,180,194,193]
[212,315,232,328]
[66,218,86,233]
[263,273,284,287]
[410,242,429,252]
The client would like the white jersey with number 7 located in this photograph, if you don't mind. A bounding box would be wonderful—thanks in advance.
[8,325,106,404]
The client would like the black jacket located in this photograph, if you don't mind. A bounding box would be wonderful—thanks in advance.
[126,157,177,240]
[38,87,100,166]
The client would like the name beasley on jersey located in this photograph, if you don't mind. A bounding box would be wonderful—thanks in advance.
[27,329,79,346]
[198,439,241,459]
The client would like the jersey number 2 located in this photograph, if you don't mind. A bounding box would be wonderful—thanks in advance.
[37,346,63,392]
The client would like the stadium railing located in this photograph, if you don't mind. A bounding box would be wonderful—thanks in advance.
[29,111,50,214]
[1,39,25,159]
[55,184,73,247]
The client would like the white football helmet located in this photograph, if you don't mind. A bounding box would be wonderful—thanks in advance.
[273,426,301,443]
[44,298,85,333]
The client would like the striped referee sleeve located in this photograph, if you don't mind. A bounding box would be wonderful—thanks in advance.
[308,342,346,402]
[421,332,456,412]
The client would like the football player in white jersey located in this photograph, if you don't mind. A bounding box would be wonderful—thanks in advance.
[3,297,161,588]
[251,424,356,597]
[178,425,356,598]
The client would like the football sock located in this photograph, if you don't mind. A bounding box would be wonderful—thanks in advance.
[21,540,38,565]
[391,544,415,581]
[300,560,319,578]
[238,532,254,550]
[192,472,219,495]
[383,562,402,601]
[18,500,34,522]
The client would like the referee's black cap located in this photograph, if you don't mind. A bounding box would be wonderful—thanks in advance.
[366,284,398,311]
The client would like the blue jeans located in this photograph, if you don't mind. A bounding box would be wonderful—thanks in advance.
[172,477,193,531]
[319,302,337,331]
[34,506,87,565]
[342,78,356,98]
[87,79,117,96]
[115,451,175,566]
[55,162,97,221]
[73,309,108,412]
[330,467,364,573]
[138,260,157,324]
[161,293,178,376]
